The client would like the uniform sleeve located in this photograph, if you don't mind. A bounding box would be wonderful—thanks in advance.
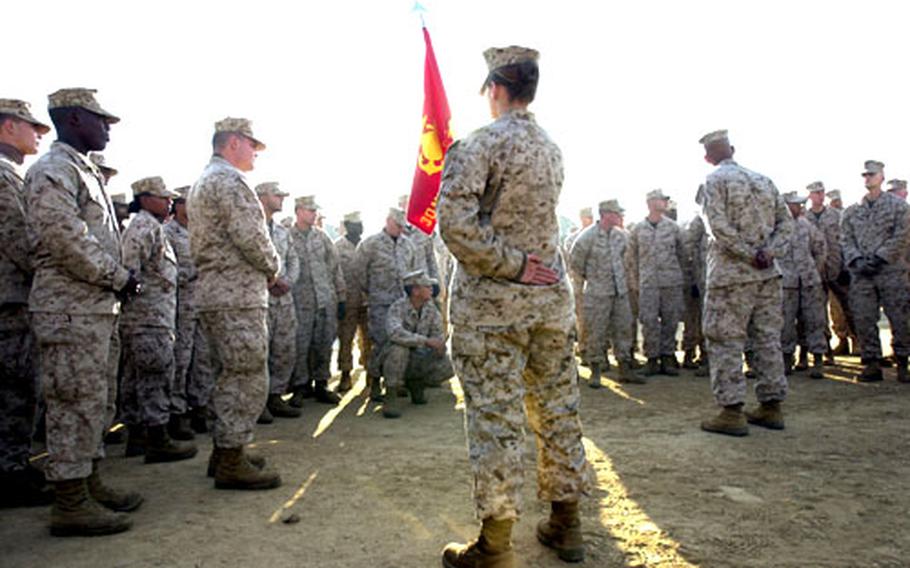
[26,169,130,290]
[840,209,861,268]
[568,228,591,280]
[325,233,346,300]
[427,302,445,340]
[0,174,32,275]
[437,140,526,280]
[682,218,703,285]
[674,222,689,281]
[284,232,300,286]
[823,214,842,279]
[387,302,427,347]
[624,226,640,289]
[121,221,154,278]
[225,180,279,278]
[767,187,794,259]
[355,239,370,294]
[875,202,910,265]
[809,223,827,276]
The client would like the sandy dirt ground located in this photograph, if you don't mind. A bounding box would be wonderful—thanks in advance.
[2,350,909,568]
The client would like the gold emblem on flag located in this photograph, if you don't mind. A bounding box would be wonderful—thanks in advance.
[418,115,446,175]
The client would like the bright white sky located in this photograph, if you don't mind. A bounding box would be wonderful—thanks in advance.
[9,0,910,231]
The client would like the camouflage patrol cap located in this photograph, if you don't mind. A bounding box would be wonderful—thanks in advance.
[388,207,406,226]
[646,189,670,201]
[294,195,319,210]
[110,193,129,205]
[47,88,119,123]
[598,199,624,214]
[255,182,289,198]
[172,186,190,200]
[481,45,539,92]
[826,189,842,201]
[343,211,362,223]
[862,160,885,175]
[88,152,118,176]
[402,269,437,288]
[131,176,177,199]
[698,130,728,145]
[0,99,51,134]
[783,191,807,204]
[214,117,265,151]
[579,207,594,219]
[887,179,908,192]
[806,181,825,193]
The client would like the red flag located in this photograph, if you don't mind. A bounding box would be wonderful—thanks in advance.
[407,26,453,235]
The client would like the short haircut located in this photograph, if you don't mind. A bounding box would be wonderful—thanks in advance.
[212,131,234,152]
[489,60,539,103]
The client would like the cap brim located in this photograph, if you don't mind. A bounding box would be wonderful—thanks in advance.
[99,166,119,176]
[28,120,51,135]
[93,106,120,124]
[250,136,266,151]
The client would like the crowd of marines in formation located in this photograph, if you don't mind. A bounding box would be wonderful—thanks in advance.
[1,44,907,567]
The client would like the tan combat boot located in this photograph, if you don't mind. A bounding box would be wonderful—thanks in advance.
[442,518,516,568]
[745,400,785,430]
[588,364,602,389]
[144,424,198,464]
[382,386,402,419]
[206,449,267,478]
[338,370,353,392]
[617,360,647,384]
[213,447,281,490]
[87,460,143,512]
[50,478,132,537]
[858,359,883,382]
[700,404,749,437]
[896,356,909,383]
[537,500,585,562]
[267,393,302,418]
[809,354,824,379]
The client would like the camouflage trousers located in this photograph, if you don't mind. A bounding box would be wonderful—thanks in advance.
[0,305,38,473]
[582,293,633,366]
[382,344,454,389]
[291,304,337,389]
[639,286,684,358]
[199,308,269,449]
[366,303,393,378]
[120,329,175,428]
[682,287,705,353]
[451,320,590,521]
[32,312,119,481]
[175,310,215,411]
[826,279,855,341]
[704,279,787,407]
[629,287,640,355]
[336,303,370,373]
[781,285,827,355]
[267,301,297,395]
[849,272,910,360]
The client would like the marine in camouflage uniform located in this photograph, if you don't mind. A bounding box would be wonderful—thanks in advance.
[841,161,910,382]
[27,89,142,534]
[682,195,709,374]
[187,117,282,490]
[806,181,855,360]
[697,130,792,437]
[626,189,687,376]
[120,177,196,462]
[379,270,454,418]
[255,182,299,420]
[288,195,345,406]
[568,200,642,387]
[0,99,51,507]
[778,192,827,378]
[439,46,590,567]
[334,211,370,391]
[563,207,594,360]
[354,208,422,400]
[824,189,856,352]
[164,188,214,433]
